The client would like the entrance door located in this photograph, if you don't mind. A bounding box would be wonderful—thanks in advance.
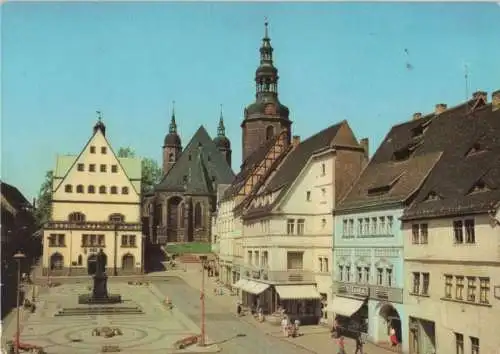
[122,253,135,271]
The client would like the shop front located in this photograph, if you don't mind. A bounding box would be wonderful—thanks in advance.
[234,279,271,312]
[274,284,322,325]
[329,295,369,338]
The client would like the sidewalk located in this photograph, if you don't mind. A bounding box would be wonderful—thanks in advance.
[173,266,395,354]
[1,260,42,346]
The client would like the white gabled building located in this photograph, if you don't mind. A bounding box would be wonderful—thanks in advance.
[43,116,143,277]
[239,121,367,325]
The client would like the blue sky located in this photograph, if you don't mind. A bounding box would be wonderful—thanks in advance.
[2,2,500,200]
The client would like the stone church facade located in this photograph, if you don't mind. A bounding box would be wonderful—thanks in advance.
[143,110,234,245]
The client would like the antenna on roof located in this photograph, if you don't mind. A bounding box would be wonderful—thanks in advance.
[464,63,471,113]
[464,64,470,101]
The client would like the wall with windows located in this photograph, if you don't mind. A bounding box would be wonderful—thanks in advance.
[42,227,142,275]
[403,212,500,353]
[404,213,498,262]
[334,208,404,288]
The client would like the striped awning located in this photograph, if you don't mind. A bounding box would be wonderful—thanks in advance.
[241,280,270,295]
[275,285,321,300]
[233,279,249,289]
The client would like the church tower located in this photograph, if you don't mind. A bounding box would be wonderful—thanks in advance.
[162,103,182,175]
[241,21,291,163]
[213,105,232,167]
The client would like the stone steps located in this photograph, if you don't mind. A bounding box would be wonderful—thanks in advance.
[55,306,144,316]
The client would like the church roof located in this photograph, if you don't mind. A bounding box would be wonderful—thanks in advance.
[155,125,235,194]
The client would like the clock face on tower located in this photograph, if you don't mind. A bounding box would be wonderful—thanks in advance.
[265,103,277,115]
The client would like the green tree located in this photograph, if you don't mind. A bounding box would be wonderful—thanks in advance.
[117,147,136,158]
[34,170,53,226]
[117,146,162,195]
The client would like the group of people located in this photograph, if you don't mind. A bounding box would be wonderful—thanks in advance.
[280,315,301,338]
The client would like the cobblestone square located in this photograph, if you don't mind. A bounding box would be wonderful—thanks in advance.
[17,281,219,353]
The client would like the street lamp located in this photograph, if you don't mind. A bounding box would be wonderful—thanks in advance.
[199,255,208,347]
[13,251,26,354]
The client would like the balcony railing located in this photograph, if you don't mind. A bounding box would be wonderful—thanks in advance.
[332,280,403,303]
[241,265,314,283]
[45,221,141,231]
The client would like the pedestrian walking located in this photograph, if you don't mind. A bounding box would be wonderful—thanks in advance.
[281,315,289,337]
[336,336,346,354]
[355,333,364,354]
[389,326,399,347]
[237,302,242,316]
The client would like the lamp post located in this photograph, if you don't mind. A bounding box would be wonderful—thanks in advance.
[13,251,26,354]
[141,234,146,275]
[113,223,118,276]
[199,255,207,347]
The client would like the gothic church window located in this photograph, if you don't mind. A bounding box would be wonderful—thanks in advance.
[194,203,202,228]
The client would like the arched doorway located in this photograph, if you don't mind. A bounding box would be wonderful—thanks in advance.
[50,253,64,270]
[122,253,135,271]
[377,303,402,346]
[87,252,107,275]
[167,196,182,242]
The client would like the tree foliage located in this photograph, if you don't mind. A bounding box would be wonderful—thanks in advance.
[117,146,162,195]
[34,170,53,226]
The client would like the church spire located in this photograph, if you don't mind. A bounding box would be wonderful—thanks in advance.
[255,19,279,99]
[169,100,177,134]
[217,104,226,137]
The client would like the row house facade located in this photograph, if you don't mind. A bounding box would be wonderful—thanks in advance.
[239,121,367,325]
[332,150,441,351]
[43,117,143,276]
[401,90,500,354]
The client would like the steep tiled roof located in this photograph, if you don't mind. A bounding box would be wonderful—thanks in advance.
[242,121,348,218]
[402,101,500,220]
[336,95,500,217]
[221,133,282,201]
[155,125,234,194]
[1,182,31,211]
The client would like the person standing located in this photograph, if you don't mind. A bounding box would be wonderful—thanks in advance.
[355,333,364,354]
[337,336,346,354]
[281,315,289,337]
[389,326,399,347]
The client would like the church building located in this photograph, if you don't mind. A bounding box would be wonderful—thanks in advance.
[143,107,235,245]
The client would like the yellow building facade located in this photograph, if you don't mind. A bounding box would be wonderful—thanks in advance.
[42,119,143,276]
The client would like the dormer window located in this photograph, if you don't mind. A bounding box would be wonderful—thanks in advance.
[466,142,486,157]
[424,191,441,202]
[469,179,490,194]
[367,185,391,196]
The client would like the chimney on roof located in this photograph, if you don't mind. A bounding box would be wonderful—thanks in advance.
[292,135,301,147]
[492,90,500,111]
[473,91,488,102]
[412,112,423,120]
[360,138,369,158]
[435,103,447,114]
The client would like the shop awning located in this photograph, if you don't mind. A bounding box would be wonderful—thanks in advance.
[242,280,270,295]
[275,285,321,300]
[233,279,249,289]
[327,296,365,317]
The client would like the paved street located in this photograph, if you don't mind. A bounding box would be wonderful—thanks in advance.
[159,266,396,354]
[152,277,313,354]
